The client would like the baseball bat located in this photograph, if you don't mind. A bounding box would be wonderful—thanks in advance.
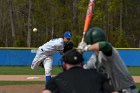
[81,0,95,42]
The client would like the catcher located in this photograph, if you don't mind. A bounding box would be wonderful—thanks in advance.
[42,49,114,93]
[78,27,140,93]
[31,31,73,85]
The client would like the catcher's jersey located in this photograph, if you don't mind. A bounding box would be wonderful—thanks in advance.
[39,38,64,56]
[85,48,135,91]
[46,67,113,93]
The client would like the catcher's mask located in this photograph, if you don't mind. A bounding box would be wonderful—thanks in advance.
[85,27,107,44]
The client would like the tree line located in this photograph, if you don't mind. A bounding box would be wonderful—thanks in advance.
[0,0,139,48]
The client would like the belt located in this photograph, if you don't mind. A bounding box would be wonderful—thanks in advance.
[119,85,136,93]
[40,48,52,56]
[41,48,44,51]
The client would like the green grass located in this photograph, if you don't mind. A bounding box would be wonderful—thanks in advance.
[0,66,62,75]
[136,83,140,89]
[0,81,139,89]
[0,66,139,75]
[0,66,139,89]
[128,67,140,76]
[0,81,45,86]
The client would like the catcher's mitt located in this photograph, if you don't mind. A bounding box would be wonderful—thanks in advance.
[63,42,74,53]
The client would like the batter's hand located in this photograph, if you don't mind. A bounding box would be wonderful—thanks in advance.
[77,41,87,50]
[77,41,89,53]
[77,41,91,52]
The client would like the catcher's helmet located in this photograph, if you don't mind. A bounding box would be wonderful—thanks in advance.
[85,27,107,44]
[62,49,84,65]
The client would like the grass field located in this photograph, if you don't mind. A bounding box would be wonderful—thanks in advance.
[0,66,139,75]
[0,66,139,89]
[0,81,45,86]
[0,66,62,75]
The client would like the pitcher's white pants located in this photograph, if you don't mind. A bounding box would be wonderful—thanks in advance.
[31,48,53,76]
[43,57,53,76]
[31,48,46,69]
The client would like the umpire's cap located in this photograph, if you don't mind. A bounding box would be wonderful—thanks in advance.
[62,49,84,65]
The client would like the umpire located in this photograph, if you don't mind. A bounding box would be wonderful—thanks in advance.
[42,49,114,93]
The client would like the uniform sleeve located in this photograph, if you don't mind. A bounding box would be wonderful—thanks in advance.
[99,41,112,56]
[56,39,64,51]
[45,78,58,92]
[83,55,97,69]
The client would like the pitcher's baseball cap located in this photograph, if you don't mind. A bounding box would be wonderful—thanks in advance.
[64,31,72,39]
[62,49,84,65]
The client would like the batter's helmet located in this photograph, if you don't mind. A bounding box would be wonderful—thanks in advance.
[85,27,107,44]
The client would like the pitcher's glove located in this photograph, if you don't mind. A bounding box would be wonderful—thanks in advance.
[63,42,74,53]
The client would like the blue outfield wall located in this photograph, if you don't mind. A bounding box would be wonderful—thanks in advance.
[0,48,140,66]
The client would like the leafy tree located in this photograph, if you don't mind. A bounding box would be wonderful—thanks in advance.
[0,0,139,48]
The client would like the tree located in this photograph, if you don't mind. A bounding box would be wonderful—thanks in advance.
[27,0,32,47]
[0,0,139,48]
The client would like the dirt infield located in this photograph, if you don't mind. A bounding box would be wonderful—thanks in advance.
[0,75,140,82]
[0,85,44,93]
[0,75,45,93]
[0,75,45,81]
[0,75,140,93]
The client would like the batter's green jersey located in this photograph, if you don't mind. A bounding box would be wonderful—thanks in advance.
[84,48,135,91]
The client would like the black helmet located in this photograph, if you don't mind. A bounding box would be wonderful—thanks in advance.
[62,49,84,65]
[85,27,107,44]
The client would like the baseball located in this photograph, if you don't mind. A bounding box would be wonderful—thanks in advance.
[33,28,37,32]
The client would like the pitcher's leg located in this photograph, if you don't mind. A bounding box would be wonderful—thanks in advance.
[31,48,46,69]
[43,57,53,84]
